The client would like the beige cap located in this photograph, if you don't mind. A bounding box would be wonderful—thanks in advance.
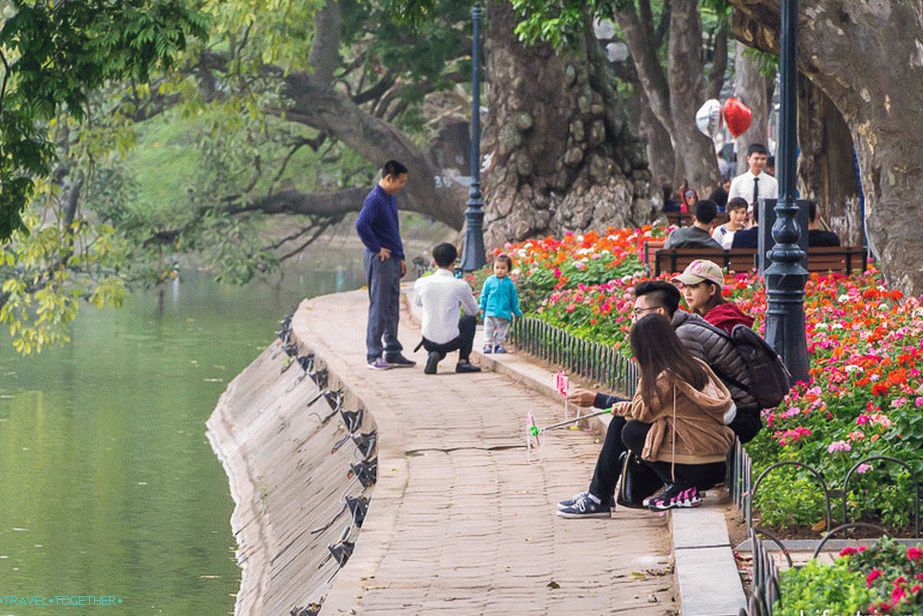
[672,259,725,289]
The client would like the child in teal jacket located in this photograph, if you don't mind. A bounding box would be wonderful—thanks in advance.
[479,254,522,353]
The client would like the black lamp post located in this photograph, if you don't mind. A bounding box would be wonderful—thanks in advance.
[460,1,486,272]
[764,0,810,383]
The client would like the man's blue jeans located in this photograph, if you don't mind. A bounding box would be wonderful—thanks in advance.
[364,250,403,362]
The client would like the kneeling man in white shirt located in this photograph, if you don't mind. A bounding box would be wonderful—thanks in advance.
[412,243,482,375]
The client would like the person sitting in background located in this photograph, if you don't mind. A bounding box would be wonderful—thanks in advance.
[681,188,699,214]
[711,198,749,249]
[663,200,722,249]
[662,180,682,213]
[709,178,731,212]
[730,204,759,249]
[807,201,841,247]
[766,155,776,177]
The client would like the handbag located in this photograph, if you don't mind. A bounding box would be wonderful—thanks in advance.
[615,450,663,509]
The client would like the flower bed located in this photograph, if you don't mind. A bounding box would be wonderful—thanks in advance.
[493,228,923,532]
[776,537,923,615]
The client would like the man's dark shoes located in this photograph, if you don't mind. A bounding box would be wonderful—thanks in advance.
[424,351,440,375]
[455,360,481,374]
[385,353,416,368]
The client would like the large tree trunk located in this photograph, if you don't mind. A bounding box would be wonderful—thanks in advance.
[797,75,862,244]
[732,41,773,176]
[730,1,923,294]
[482,1,651,248]
[667,0,720,192]
[637,88,677,192]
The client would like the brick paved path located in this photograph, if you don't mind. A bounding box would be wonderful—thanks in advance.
[294,290,674,615]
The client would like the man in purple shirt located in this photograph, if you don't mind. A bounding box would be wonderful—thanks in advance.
[355,160,416,370]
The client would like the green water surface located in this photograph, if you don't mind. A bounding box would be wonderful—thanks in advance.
[0,258,363,615]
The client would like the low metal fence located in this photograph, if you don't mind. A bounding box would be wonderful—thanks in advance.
[509,316,639,397]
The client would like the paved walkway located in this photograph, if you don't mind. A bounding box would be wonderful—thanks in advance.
[294,290,674,615]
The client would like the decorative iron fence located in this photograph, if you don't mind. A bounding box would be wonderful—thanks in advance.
[509,316,639,397]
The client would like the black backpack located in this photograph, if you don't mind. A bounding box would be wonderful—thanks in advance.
[690,320,793,409]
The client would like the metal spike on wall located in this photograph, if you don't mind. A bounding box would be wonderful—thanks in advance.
[340,408,363,434]
[345,496,369,528]
[297,354,314,372]
[352,431,377,459]
[350,458,378,488]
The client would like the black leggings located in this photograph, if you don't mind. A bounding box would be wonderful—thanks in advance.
[587,418,725,506]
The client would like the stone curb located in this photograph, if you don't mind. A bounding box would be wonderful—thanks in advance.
[403,290,746,615]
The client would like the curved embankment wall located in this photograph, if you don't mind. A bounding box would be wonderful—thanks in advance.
[206,300,376,615]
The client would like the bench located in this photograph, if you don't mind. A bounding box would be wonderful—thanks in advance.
[805,245,868,274]
[654,247,758,275]
[653,245,869,276]
[664,212,729,227]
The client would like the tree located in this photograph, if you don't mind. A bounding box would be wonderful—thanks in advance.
[0,0,207,240]
[729,0,923,295]
[514,0,726,192]
[482,0,651,247]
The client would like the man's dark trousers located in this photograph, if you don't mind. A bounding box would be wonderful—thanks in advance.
[364,249,403,362]
[421,315,476,361]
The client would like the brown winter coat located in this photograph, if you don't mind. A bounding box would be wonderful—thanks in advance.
[612,359,735,465]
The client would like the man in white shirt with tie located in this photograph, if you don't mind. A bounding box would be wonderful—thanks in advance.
[412,242,482,375]
[728,143,778,213]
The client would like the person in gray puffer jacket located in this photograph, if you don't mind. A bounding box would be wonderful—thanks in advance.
[673,310,761,443]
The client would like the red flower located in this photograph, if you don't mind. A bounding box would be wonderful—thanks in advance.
[908,547,923,561]
[839,546,857,557]
[868,568,884,587]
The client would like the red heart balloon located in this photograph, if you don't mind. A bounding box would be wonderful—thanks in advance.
[723,98,753,138]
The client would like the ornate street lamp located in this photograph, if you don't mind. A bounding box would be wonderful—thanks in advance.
[764,0,810,382]
[460,1,486,272]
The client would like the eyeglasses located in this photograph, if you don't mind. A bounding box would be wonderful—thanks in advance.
[632,306,662,317]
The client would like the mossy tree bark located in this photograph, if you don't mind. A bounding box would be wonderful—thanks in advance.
[482,1,652,248]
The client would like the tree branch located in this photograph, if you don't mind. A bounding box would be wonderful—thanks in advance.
[309,0,342,84]
[706,24,728,101]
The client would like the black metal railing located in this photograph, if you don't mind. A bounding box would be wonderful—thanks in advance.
[509,316,639,397]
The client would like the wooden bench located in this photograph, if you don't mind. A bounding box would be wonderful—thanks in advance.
[805,245,868,274]
[654,247,758,276]
[664,211,729,227]
[653,245,869,276]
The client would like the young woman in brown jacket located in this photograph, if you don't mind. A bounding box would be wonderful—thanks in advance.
[613,314,735,510]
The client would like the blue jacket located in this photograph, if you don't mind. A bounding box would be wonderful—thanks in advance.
[355,185,404,259]
[479,275,522,320]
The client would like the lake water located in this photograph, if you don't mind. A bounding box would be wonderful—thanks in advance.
[0,254,365,615]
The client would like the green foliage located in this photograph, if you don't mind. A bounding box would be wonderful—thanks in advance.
[775,559,871,616]
[510,0,620,48]
[0,0,207,240]
[743,47,779,78]
[0,199,128,355]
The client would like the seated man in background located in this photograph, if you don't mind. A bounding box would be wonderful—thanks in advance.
[807,201,842,247]
[412,242,482,375]
[663,200,722,249]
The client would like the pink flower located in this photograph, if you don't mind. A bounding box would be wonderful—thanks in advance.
[847,431,865,441]
[574,261,586,270]
[856,464,872,474]
[908,547,923,561]
[915,397,923,408]
[856,414,871,425]
[828,440,852,453]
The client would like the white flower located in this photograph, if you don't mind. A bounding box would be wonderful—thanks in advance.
[838,294,850,302]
